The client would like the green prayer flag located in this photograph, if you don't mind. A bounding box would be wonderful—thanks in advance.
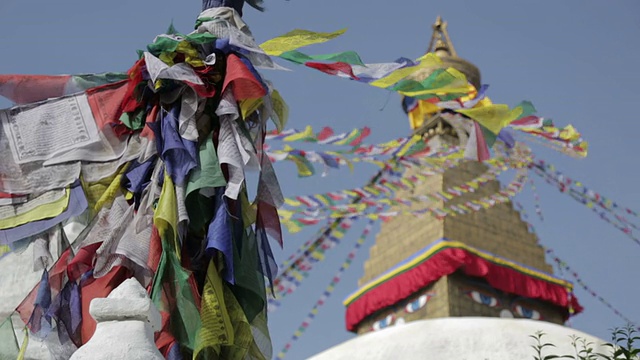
[279,50,365,66]
[514,100,537,120]
[186,133,227,195]
[119,110,146,131]
[186,133,227,232]
[0,317,19,359]
[480,124,498,148]
[151,244,202,351]
[230,228,266,323]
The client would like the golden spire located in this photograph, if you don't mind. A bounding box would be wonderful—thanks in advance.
[403,16,482,134]
[423,16,481,89]
[428,15,458,57]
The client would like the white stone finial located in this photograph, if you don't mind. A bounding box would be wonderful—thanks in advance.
[70,278,164,360]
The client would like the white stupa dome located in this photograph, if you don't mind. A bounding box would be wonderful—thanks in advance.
[308,317,609,360]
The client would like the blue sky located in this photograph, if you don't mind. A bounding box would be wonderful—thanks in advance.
[1,0,639,359]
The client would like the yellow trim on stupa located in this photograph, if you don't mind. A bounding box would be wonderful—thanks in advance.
[344,239,573,306]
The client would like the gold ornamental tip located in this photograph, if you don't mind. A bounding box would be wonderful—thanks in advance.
[402,16,482,132]
[425,16,481,89]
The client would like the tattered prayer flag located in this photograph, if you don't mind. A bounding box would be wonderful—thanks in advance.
[305,62,358,80]
[260,29,347,56]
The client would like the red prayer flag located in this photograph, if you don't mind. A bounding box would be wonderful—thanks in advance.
[0,74,71,104]
[223,54,267,100]
[86,81,129,130]
[316,127,334,141]
[305,62,359,80]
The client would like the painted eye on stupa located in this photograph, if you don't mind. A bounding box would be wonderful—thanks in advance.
[371,314,395,331]
[513,305,542,320]
[404,294,432,313]
[467,290,500,307]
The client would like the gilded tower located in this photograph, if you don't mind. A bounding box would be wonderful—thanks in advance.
[342,17,581,335]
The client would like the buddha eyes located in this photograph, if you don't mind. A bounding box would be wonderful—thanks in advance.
[467,290,500,307]
[372,314,395,331]
[404,294,432,313]
[462,288,544,320]
[513,305,542,320]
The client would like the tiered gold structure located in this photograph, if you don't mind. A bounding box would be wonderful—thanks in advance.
[353,17,566,335]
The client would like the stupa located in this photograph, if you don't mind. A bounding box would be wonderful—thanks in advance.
[310,16,607,360]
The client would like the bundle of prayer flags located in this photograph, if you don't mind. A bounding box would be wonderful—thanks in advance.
[0,5,287,359]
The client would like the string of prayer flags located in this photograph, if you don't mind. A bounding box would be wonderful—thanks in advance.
[279,159,510,219]
[264,136,436,177]
[545,248,637,327]
[0,5,288,359]
[279,143,532,229]
[514,201,537,234]
[264,33,589,165]
[531,160,640,244]
[529,178,545,222]
[281,168,529,232]
[511,116,587,157]
[274,219,375,359]
[266,125,372,146]
[269,156,413,302]
[280,158,465,209]
[270,218,356,302]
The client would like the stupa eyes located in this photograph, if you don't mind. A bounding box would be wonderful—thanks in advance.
[372,314,395,331]
[467,290,500,307]
[513,305,542,320]
[369,292,436,332]
[404,294,432,313]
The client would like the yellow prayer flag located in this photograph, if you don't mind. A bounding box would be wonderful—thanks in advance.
[281,219,303,234]
[370,54,443,89]
[260,28,347,56]
[395,135,422,157]
[290,156,314,177]
[284,198,302,207]
[366,214,380,221]
[559,125,578,140]
[17,328,28,360]
[371,65,424,89]
[240,97,263,119]
[90,163,130,214]
[239,191,256,226]
[415,53,444,64]
[399,85,473,97]
[283,125,313,142]
[177,41,205,68]
[277,209,294,220]
[456,103,523,135]
[271,89,289,131]
[194,260,234,358]
[0,189,70,230]
[154,172,179,244]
